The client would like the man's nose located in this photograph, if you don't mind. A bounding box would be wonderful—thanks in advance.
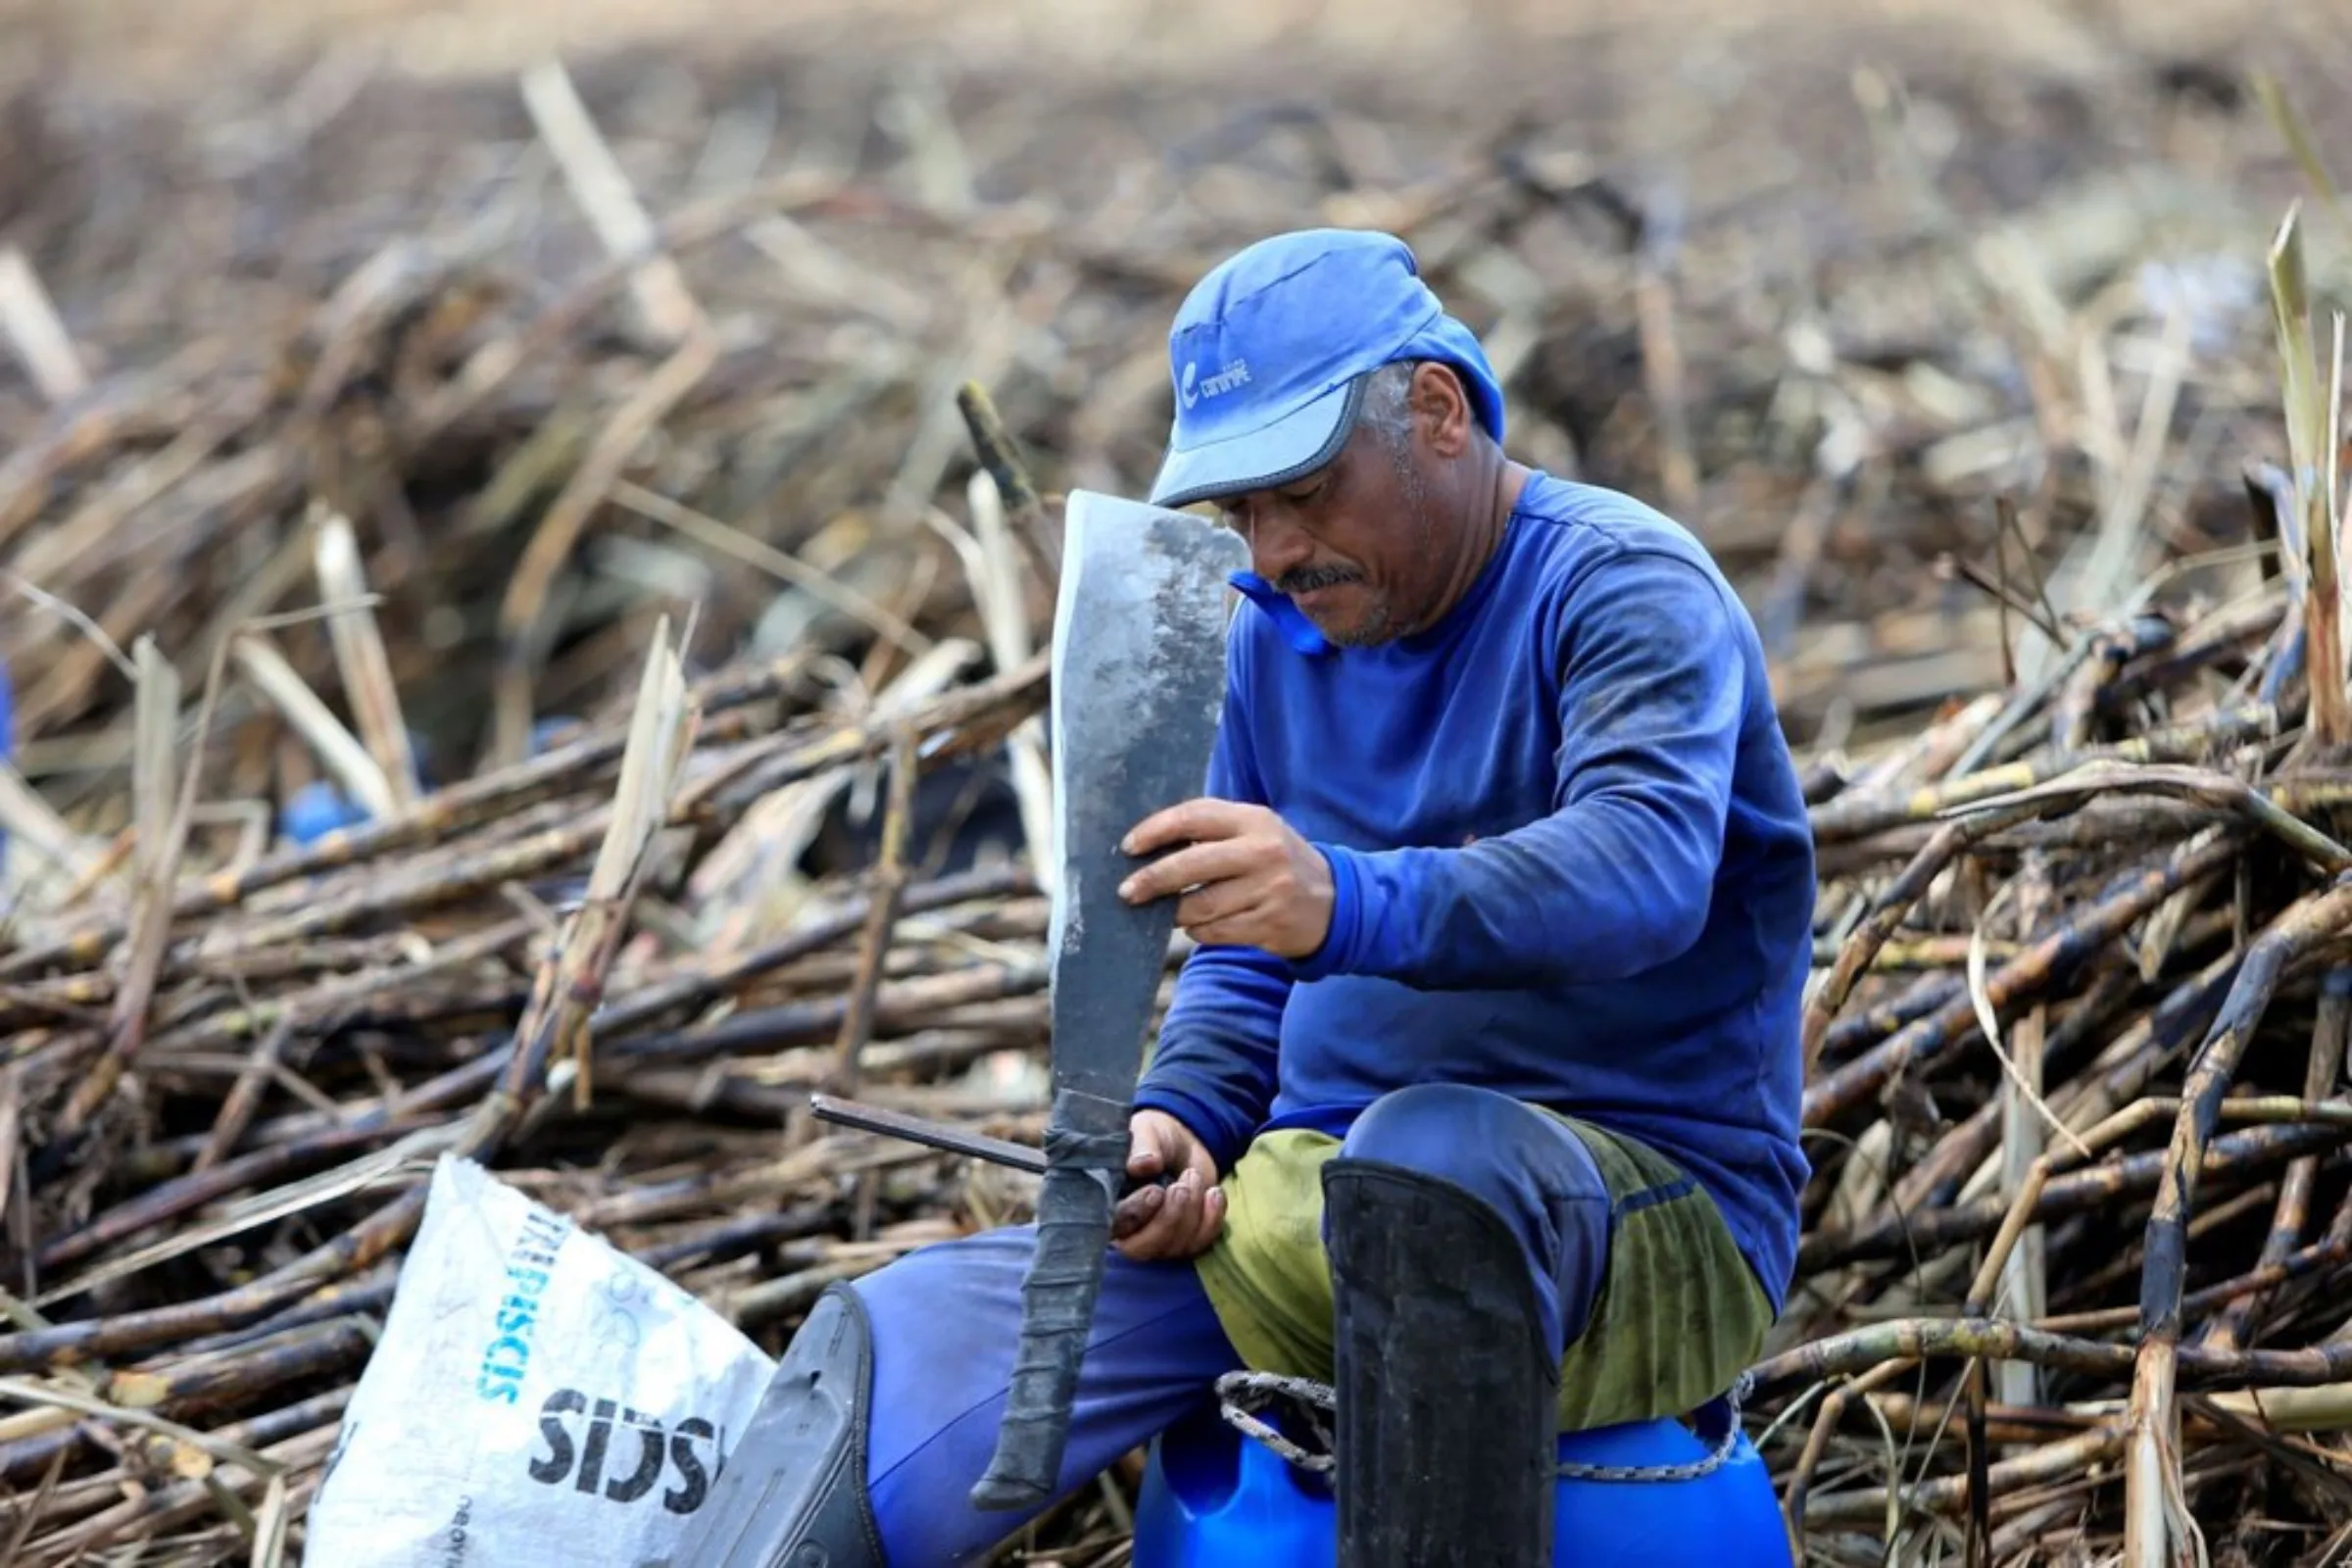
[1244,509,1313,582]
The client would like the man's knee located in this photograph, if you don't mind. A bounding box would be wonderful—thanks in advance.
[1336,1085,1615,1350]
[1340,1083,1600,1214]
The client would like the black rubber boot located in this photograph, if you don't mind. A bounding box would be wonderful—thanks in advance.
[1323,1157,1558,1568]
[655,1283,887,1567]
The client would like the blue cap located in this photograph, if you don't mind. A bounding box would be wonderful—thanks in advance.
[1149,228,1505,511]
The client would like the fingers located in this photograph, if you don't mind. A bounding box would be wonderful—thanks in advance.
[1116,1109,1224,1257]
[1122,798,1254,858]
[1112,1167,1226,1260]
[1117,1128,1172,1240]
[1120,801,1219,857]
[1180,1178,1228,1255]
[1171,874,1266,931]
[1120,835,1264,906]
[1112,1181,1165,1242]
[1180,1139,1221,1189]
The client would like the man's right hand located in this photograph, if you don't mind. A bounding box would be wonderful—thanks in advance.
[1113,1109,1226,1261]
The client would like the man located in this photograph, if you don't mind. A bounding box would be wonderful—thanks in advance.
[672,228,1814,1566]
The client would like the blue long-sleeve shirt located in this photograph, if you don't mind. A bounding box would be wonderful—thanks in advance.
[1133,470,1816,1310]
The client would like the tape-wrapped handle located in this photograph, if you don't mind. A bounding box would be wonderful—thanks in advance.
[968,1114,1129,1510]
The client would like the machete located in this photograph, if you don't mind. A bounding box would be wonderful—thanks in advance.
[967,489,1247,1511]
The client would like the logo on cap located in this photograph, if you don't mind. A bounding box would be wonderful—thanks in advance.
[1180,358,1251,410]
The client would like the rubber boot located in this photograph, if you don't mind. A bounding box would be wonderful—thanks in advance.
[656,1284,887,1567]
[1323,1158,1558,1568]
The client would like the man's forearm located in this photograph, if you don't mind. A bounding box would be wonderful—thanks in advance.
[1304,796,1725,989]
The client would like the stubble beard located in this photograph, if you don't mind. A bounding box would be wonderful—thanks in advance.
[1321,591,1396,648]
[1282,428,1448,648]
[1321,441,1440,647]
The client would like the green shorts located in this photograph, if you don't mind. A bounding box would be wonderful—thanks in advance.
[1192,1113,1776,1432]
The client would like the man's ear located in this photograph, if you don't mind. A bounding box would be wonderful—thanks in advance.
[1409,363,1474,457]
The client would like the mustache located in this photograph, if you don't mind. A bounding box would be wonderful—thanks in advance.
[1276,564,1363,595]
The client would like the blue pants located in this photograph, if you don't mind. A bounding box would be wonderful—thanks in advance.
[853,1085,1613,1564]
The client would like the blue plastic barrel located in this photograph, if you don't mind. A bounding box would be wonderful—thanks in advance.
[1132,1396,1791,1567]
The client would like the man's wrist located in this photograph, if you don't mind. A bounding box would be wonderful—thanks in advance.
[1288,841,1364,980]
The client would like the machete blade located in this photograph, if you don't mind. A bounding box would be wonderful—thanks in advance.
[969,489,1249,1510]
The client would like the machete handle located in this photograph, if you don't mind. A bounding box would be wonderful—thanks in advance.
[970,1156,1119,1509]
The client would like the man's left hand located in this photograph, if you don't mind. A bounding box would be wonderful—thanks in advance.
[1117,799,1335,959]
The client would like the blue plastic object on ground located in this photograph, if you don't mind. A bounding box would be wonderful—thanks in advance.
[530,715,582,755]
[1132,1395,1792,1568]
[280,780,370,847]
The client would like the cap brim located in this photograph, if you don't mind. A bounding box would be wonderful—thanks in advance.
[1148,374,1367,511]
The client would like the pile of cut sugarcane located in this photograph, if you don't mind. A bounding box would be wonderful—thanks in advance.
[4,34,2352,1568]
[3,38,2346,783]
[0,403,1069,1564]
[1761,203,2352,1566]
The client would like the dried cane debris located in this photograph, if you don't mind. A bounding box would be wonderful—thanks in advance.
[1,24,2351,1567]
